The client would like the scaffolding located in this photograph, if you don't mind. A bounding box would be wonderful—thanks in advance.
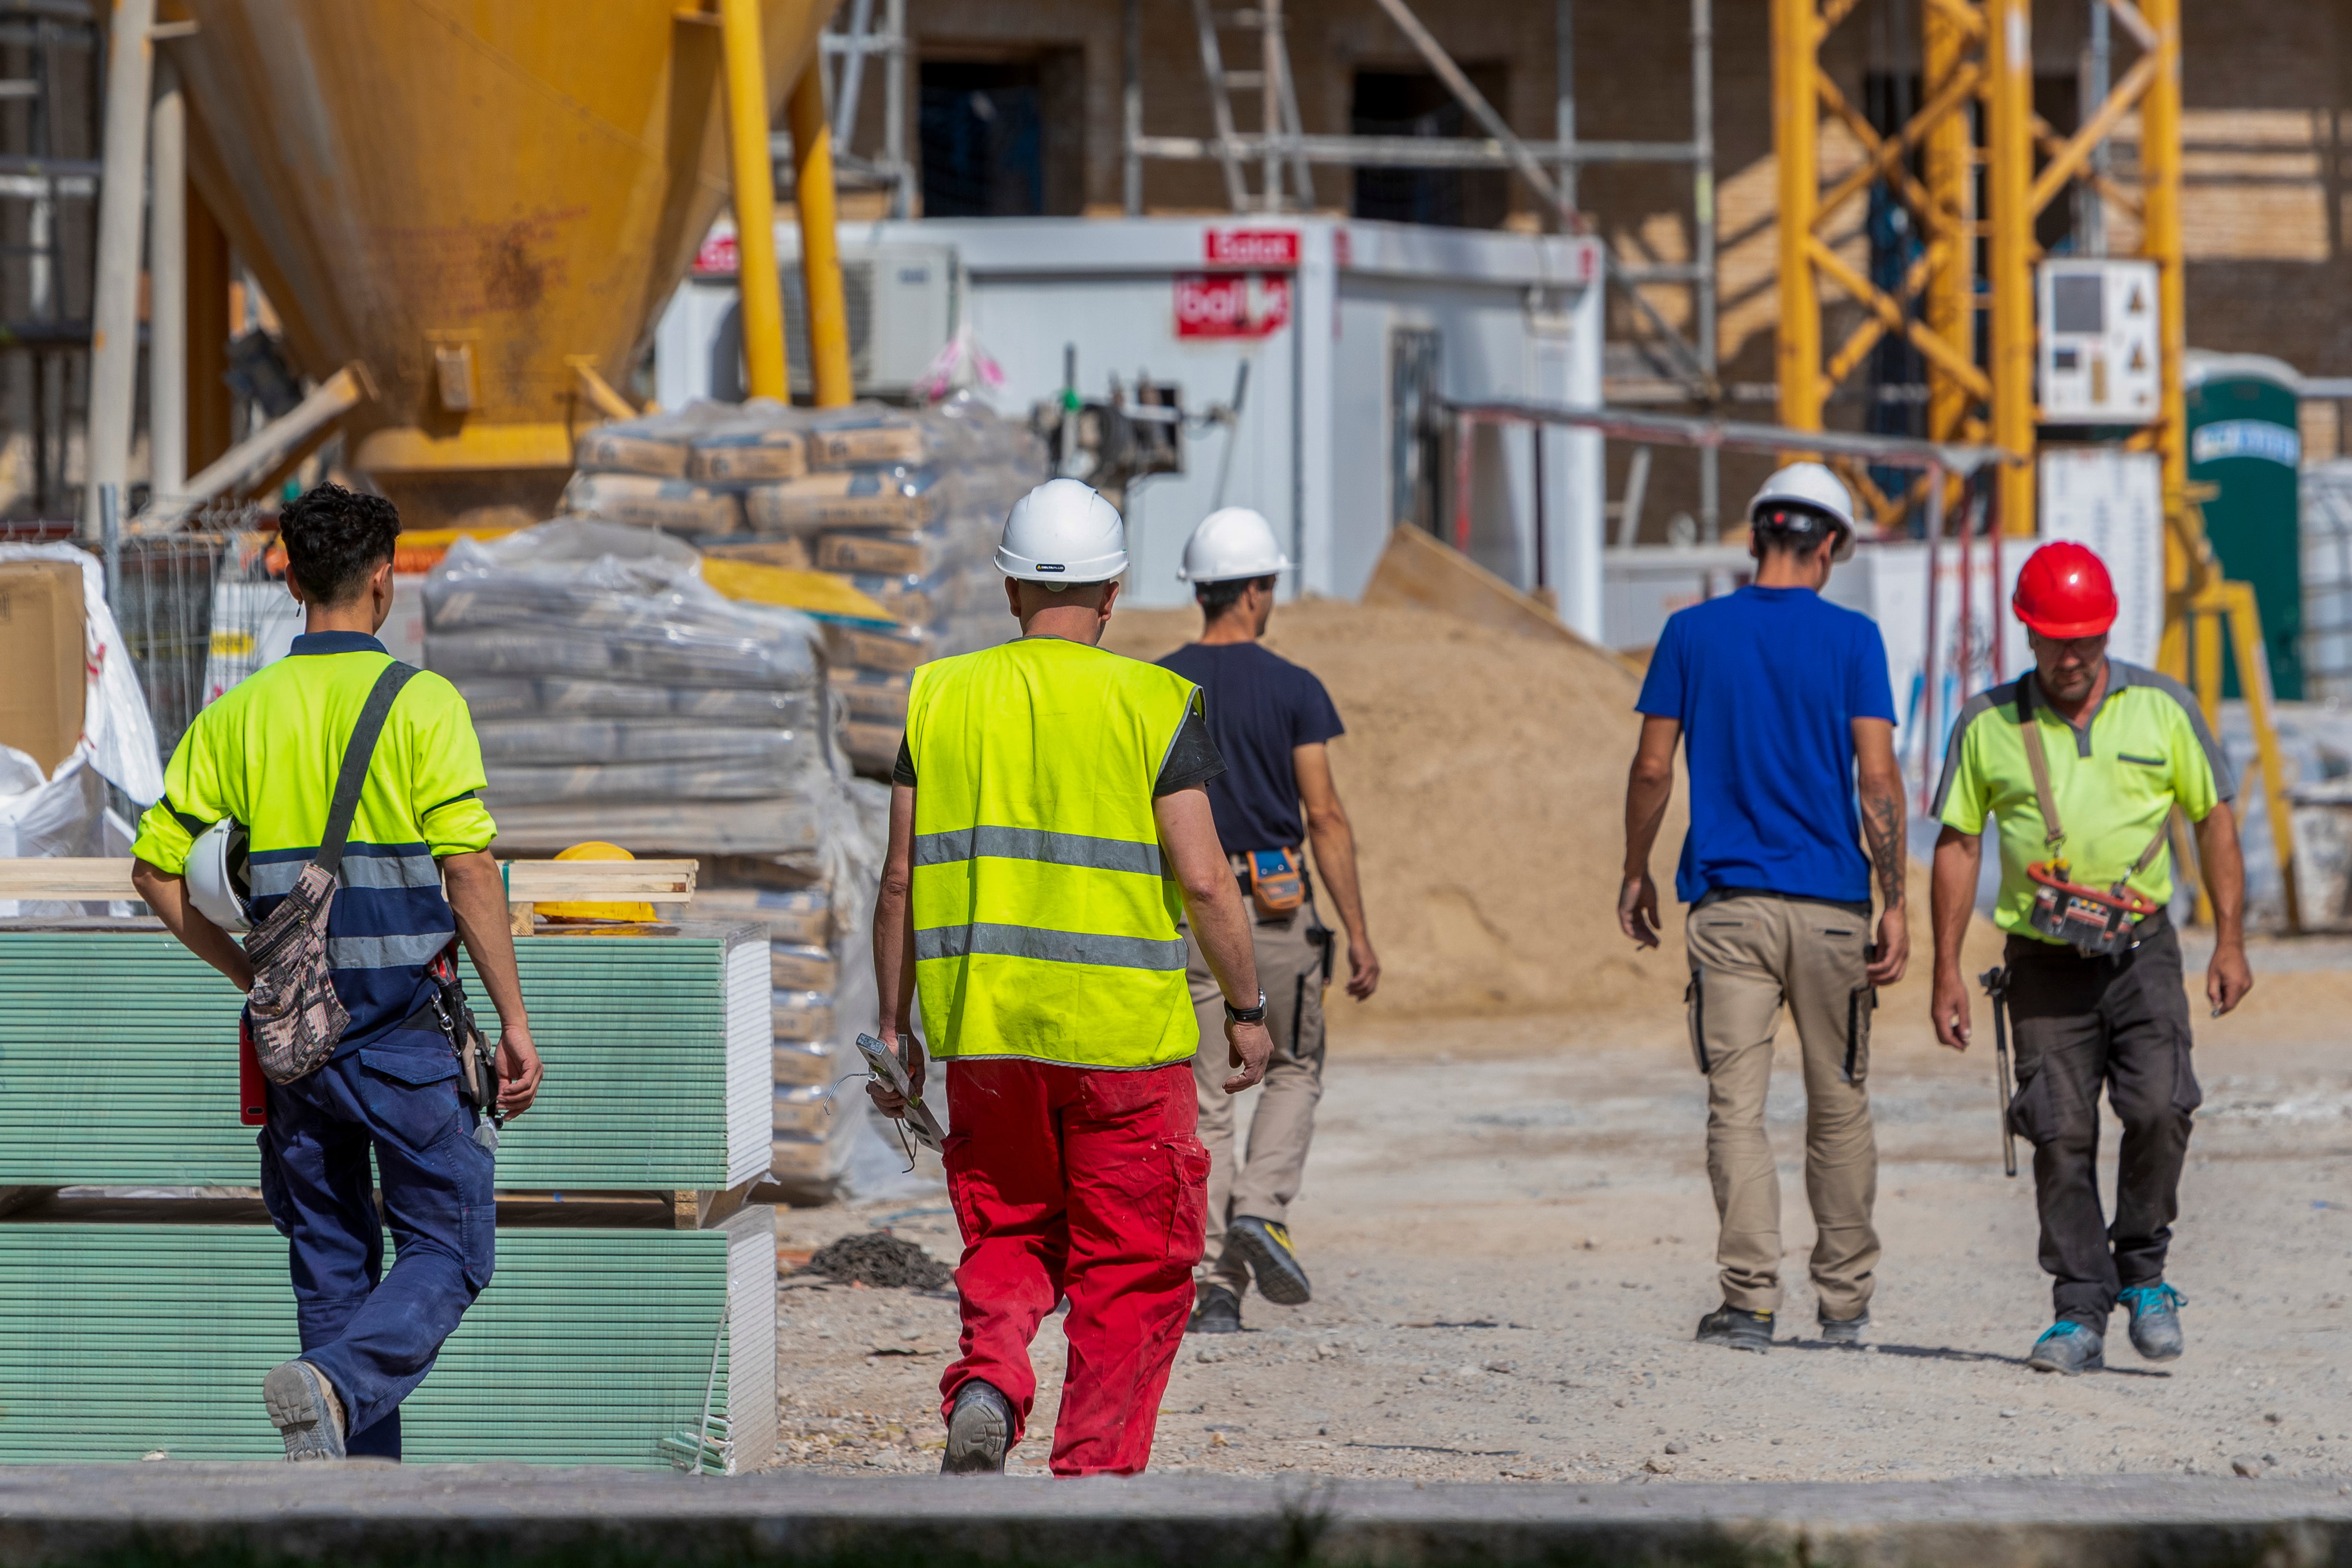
[1119,0,1726,535]
[0,1,100,521]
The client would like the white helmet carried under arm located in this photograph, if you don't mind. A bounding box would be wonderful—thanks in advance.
[186,815,254,933]
[1177,506,1293,584]
[1748,461,1858,562]
[995,478,1128,585]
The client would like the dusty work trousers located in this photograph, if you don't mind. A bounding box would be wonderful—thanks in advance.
[1183,895,1329,1297]
[938,1058,1208,1477]
[1685,894,1880,1321]
[2002,916,2199,1328]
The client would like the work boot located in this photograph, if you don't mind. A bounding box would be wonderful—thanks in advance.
[940,1380,1011,1475]
[1694,1304,1774,1354]
[1188,1283,1243,1335]
[1817,1310,1869,1346]
[2117,1282,2187,1361]
[1227,1216,1311,1306]
[262,1360,347,1462]
[2025,1320,2105,1375]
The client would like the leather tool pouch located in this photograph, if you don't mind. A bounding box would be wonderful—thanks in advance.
[426,944,501,1140]
[1248,847,1306,917]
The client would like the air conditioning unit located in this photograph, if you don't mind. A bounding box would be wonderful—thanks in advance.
[660,240,958,405]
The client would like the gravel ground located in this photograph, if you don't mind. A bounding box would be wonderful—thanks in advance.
[767,958,2352,1485]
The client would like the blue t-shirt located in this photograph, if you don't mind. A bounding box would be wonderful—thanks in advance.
[1157,641,1344,853]
[1635,585,1895,906]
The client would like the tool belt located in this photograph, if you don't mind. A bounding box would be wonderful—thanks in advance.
[1232,847,1307,917]
[406,943,502,1151]
[2017,686,2168,958]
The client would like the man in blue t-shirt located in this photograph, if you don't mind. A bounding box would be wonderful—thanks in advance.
[1619,462,1908,1355]
[1156,507,1381,1336]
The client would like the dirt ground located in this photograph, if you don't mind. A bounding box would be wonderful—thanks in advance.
[767,950,2352,1484]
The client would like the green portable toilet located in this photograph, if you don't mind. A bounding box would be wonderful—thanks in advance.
[2186,351,2303,698]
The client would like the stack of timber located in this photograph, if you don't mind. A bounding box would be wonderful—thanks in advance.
[0,887,779,1471]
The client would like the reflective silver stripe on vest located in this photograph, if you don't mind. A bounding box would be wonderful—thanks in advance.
[249,850,442,898]
[327,931,456,971]
[913,825,1165,878]
[916,922,1187,971]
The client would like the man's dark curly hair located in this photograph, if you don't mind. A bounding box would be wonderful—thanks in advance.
[280,483,399,604]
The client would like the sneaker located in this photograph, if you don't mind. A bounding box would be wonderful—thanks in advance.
[1188,1283,1243,1335]
[940,1379,1011,1475]
[2025,1320,2105,1375]
[1695,1303,1774,1354]
[1818,1311,1869,1346]
[1227,1216,1312,1306]
[2117,1282,2187,1361]
[262,1360,347,1462]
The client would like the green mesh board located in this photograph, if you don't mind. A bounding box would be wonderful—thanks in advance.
[0,1214,775,1471]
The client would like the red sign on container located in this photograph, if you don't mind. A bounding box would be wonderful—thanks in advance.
[694,231,740,276]
[1174,272,1293,338]
[1204,228,1300,268]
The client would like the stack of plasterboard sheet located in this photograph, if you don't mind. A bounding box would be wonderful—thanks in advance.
[0,1210,775,1470]
[0,925,772,1193]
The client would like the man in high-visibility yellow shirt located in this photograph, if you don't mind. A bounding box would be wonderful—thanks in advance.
[867,479,1272,1478]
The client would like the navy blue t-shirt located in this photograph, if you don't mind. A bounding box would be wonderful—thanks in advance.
[1157,641,1344,853]
[1635,585,1895,906]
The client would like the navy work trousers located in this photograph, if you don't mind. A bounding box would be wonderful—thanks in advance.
[258,1022,497,1459]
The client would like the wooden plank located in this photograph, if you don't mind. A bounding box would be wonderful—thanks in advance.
[0,859,697,902]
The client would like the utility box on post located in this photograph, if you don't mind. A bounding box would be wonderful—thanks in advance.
[2037,260,2161,425]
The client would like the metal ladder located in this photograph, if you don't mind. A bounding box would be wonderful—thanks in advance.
[1186,0,1314,213]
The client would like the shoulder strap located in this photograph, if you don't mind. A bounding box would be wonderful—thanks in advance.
[315,662,419,881]
[2016,677,2065,854]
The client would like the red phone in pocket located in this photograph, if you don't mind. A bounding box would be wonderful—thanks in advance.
[239,1017,267,1126]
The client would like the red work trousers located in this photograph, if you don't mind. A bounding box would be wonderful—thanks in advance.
[939,1058,1207,1477]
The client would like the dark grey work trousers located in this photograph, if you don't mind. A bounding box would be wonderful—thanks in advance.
[2002,913,2200,1328]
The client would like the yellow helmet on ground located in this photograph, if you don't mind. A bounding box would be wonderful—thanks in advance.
[535,841,658,923]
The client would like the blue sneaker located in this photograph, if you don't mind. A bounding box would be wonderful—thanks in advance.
[2025,1320,2105,1375]
[2117,1282,2187,1361]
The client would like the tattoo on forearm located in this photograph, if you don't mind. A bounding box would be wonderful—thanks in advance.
[1863,795,1905,909]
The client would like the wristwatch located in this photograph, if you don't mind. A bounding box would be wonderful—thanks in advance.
[1224,989,1268,1024]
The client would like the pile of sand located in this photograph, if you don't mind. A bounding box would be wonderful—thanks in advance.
[1105,599,1689,1025]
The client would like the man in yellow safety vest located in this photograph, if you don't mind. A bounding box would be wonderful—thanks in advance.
[867,478,1273,1478]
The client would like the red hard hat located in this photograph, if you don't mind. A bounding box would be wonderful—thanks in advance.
[2012,541,2117,638]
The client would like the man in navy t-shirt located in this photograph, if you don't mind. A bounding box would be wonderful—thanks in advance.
[1620,462,1908,1355]
[1156,507,1381,1335]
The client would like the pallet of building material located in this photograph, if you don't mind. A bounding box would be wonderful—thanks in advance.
[560,473,744,537]
[0,1210,774,1471]
[0,927,770,1193]
[742,469,946,533]
[686,402,807,485]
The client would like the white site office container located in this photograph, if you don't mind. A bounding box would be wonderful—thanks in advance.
[655,217,1605,628]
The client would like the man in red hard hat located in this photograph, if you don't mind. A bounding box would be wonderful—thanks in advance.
[1929,540,2251,1376]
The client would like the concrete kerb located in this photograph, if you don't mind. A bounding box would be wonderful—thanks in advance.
[3,1468,2352,1567]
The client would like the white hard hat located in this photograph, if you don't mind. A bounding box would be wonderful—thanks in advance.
[1748,461,1858,562]
[186,816,253,933]
[1177,506,1293,584]
[996,478,1128,585]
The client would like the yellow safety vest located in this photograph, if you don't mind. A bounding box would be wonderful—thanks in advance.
[906,636,1203,1069]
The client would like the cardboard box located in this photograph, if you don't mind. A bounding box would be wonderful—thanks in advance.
[0,560,85,775]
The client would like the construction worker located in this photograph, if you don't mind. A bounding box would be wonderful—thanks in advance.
[1930,541,2250,1375]
[129,483,541,1461]
[1156,506,1380,1335]
[867,477,1274,1478]
[1618,462,1908,1353]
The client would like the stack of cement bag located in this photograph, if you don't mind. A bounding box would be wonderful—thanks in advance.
[563,395,1048,776]
[423,520,828,856]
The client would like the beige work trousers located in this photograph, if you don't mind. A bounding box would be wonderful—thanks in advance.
[1684,893,1880,1321]
[1183,893,1329,1297]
